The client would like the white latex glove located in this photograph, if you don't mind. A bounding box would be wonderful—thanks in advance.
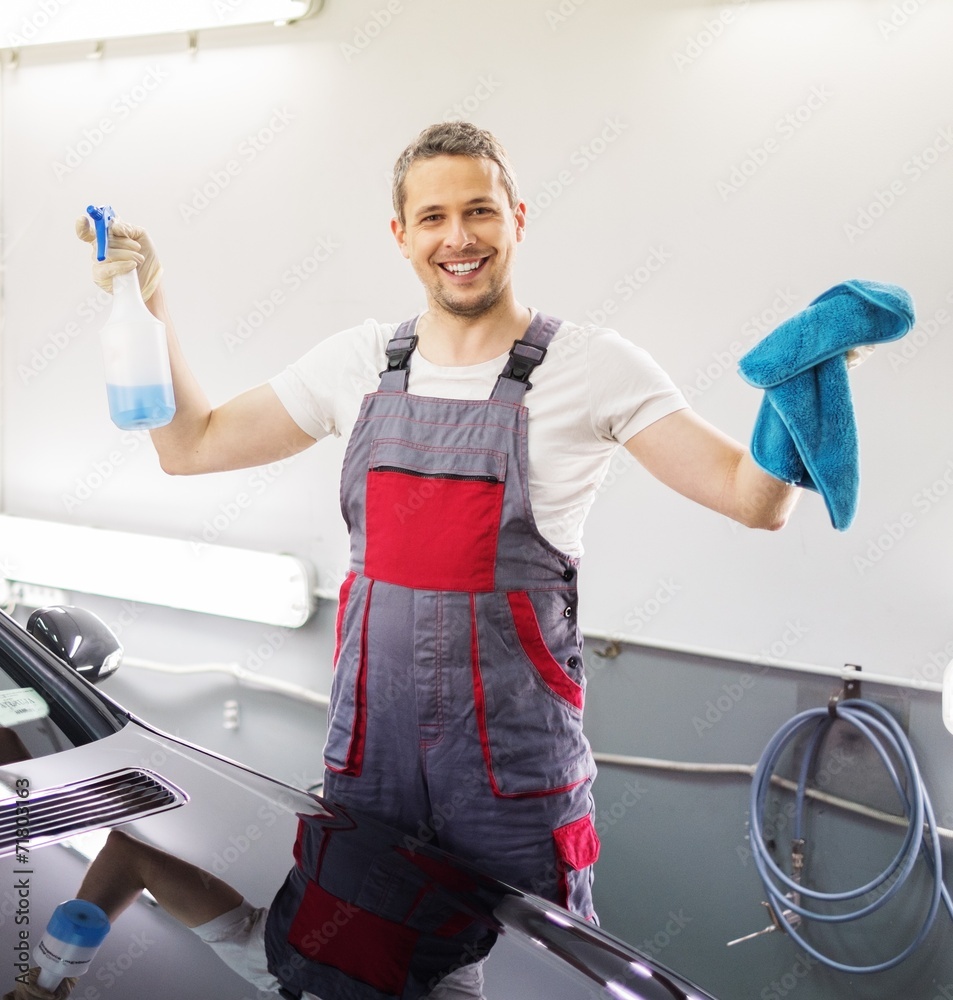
[845,345,876,370]
[3,968,77,1000]
[75,215,163,302]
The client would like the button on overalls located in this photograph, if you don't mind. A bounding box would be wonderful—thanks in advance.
[323,312,601,921]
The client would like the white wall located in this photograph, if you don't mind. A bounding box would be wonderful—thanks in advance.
[2,0,952,680]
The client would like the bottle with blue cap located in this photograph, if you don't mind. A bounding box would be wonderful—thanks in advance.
[34,899,110,992]
[87,204,176,430]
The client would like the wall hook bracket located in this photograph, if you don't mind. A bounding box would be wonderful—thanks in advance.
[828,663,861,716]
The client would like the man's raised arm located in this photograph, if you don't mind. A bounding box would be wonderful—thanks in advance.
[77,217,316,476]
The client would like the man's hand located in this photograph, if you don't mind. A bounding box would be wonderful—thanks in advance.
[3,968,77,1000]
[75,215,163,302]
[845,345,876,369]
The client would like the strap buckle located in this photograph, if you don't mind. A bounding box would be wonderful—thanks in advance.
[504,338,548,388]
[381,334,418,376]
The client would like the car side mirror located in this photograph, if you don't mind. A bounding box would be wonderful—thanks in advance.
[27,606,123,684]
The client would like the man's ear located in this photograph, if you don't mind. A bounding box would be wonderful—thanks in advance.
[391,217,410,259]
[514,201,527,243]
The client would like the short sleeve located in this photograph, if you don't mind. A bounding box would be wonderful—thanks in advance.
[268,320,392,440]
[587,327,688,444]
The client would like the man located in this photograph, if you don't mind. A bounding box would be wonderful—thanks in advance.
[78,121,803,957]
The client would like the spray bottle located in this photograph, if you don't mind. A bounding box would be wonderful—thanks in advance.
[87,204,176,430]
[34,898,110,993]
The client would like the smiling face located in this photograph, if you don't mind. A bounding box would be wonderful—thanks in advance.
[391,154,526,320]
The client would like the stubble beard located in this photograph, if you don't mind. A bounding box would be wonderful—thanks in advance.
[433,284,505,319]
[428,262,509,320]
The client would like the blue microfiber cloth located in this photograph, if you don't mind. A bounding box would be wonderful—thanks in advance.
[738,280,915,531]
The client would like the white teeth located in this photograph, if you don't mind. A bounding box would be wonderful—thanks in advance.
[443,260,482,273]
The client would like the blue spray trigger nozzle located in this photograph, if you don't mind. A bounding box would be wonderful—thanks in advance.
[86,204,115,262]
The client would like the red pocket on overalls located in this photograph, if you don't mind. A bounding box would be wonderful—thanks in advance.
[364,439,507,592]
[553,813,601,913]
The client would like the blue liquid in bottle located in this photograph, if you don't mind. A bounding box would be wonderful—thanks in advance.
[106,383,176,430]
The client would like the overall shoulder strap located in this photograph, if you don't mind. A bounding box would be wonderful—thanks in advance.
[377,317,419,392]
[490,312,563,404]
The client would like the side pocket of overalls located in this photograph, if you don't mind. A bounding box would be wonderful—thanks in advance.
[553,812,601,918]
[470,590,592,797]
[324,574,372,776]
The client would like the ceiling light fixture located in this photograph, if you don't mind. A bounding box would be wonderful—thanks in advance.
[0,515,315,628]
[0,0,322,51]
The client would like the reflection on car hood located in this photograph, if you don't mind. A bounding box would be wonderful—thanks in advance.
[0,717,717,1000]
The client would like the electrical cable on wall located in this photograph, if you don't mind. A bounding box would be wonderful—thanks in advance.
[745,698,953,974]
[121,656,329,708]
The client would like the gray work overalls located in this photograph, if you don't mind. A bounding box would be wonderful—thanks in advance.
[264,803,500,1000]
[322,311,600,923]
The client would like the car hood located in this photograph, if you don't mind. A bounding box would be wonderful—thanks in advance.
[0,715,716,1000]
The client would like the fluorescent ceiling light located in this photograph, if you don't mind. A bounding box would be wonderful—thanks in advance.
[0,515,315,628]
[0,0,321,50]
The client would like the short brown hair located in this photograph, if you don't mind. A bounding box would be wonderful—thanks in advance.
[392,122,520,225]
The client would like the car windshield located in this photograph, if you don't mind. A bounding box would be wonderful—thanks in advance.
[0,612,126,764]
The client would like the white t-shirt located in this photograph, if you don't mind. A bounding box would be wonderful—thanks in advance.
[269,316,687,558]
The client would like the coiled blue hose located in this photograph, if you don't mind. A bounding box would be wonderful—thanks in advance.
[749,697,953,973]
